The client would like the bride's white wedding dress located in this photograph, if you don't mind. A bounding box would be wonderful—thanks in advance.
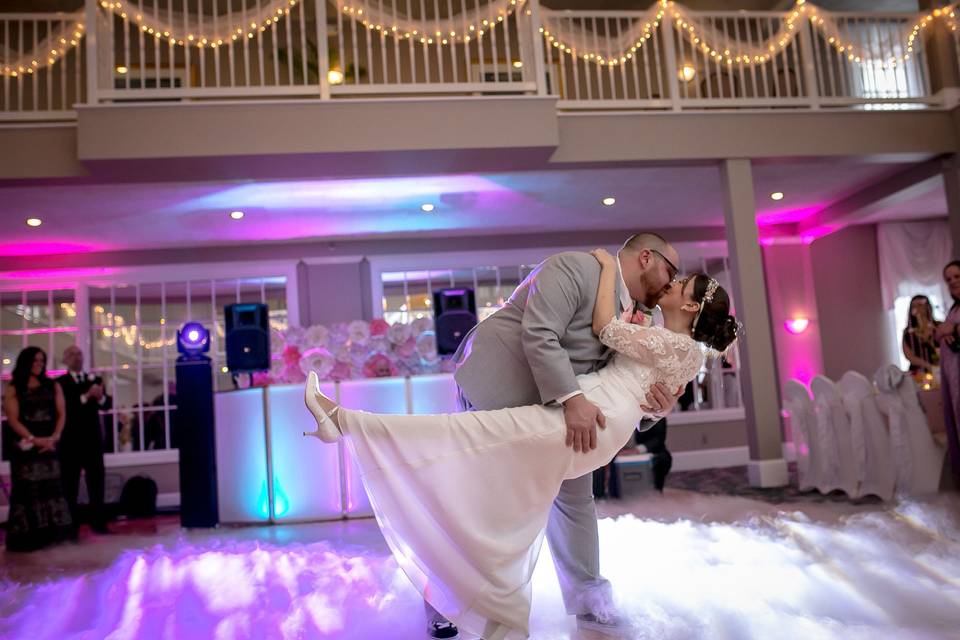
[333,318,704,639]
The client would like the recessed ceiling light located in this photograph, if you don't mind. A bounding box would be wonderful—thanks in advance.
[770,192,785,201]
[2,358,10,365]
[230,210,245,220]
[26,217,42,227]
[601,197,616,206]
[421,203,435,212]
[512,60,523,69]
[115,65,128,75]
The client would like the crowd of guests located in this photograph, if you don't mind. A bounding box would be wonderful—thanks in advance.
[2,345,111,551]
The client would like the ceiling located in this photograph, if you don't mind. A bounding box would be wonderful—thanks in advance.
[0,160,941,258]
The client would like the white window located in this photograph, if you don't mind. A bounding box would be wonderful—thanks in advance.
[89,277,289,453]
[1,272,291,459]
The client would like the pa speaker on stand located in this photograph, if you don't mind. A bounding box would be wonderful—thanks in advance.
[433,288,477,355]
[225,303,271,372]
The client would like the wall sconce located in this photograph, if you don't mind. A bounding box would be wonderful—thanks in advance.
[784,317,810,335]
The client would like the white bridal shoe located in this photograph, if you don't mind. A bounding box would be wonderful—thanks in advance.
[303,371,341,443]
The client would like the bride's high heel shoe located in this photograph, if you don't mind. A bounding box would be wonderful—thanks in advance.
[304,371,342,443]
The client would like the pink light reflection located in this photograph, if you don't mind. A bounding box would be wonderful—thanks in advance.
[0,267,118,280]
[0,241,108,257]
[784,318,810,335]
[756,205,823,227]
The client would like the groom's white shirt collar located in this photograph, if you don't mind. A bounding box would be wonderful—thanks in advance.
[617,255,633,313]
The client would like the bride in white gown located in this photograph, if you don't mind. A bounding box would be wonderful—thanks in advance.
[303,249,740,640]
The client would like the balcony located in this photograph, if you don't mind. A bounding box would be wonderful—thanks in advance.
[1,0,958,123]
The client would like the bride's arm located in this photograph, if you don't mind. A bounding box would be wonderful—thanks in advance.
[589,248,618,335]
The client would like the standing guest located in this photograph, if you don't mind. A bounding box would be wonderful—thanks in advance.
[937,261,960,484]
[2,347,73,551]
[903,295,940,377]
[57,345,111,534]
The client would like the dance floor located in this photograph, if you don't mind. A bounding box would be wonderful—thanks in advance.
[2,488,960,640]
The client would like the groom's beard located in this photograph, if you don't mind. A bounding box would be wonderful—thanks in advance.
[638,271,664,309]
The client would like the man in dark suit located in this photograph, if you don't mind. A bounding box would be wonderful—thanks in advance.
[58,344,111,534]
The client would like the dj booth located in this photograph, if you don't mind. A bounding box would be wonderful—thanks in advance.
[213,374,461,524]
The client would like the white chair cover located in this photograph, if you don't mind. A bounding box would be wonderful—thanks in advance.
[874,365,944,495]
[783,379,818,492]
[810,375,859,497]
[838,371,895,501]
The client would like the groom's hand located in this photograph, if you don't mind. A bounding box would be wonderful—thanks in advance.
[562,394,606,453]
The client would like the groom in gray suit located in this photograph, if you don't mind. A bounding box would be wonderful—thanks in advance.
[429,233,681,638]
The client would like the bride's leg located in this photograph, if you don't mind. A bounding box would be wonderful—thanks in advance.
[303,371,342,442]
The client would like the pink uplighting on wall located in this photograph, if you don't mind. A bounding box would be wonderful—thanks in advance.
[0,241,107,257]
[784,318,811,335]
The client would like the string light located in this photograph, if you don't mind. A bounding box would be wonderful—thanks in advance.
[1,21,85,78]
[340,0,519,45]
[4,1,959,80]
[98,0,300,49]
[539,0,960,70]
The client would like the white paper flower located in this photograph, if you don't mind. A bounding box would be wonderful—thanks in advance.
[305,324,330,348]
[270,328,286,356]
[283,326,308,350]
[387,322,412,345]
[411,316,434,336]
[416,331,439,365]
[299,347,335,379]
[348,320,370,345]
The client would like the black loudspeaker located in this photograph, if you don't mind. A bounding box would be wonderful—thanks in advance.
[174,357,218,527]
[433,288,478,355]
[225,303,270,372]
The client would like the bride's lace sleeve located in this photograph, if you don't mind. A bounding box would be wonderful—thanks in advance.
[598,318,704,384]
[598,318,674,366]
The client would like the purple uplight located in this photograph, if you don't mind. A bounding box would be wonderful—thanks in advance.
[177,322,210,355]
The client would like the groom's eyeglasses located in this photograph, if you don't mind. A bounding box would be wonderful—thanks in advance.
[650,249,679,282]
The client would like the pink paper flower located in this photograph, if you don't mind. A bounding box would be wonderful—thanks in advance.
[362,353,398,378]
[369,318,390,337]
[282,345,302,367]
[329,361,353,381]
[395,337,416,358]
[251,371,274,387]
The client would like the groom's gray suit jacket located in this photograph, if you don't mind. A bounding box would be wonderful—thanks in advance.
[453,251,625,411]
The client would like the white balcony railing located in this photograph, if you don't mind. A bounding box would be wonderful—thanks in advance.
[0,13,86,120]
[0,0,954,121]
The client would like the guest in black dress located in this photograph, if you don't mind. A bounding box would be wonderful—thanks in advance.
[902,295,940,377]
[2,347,73,551]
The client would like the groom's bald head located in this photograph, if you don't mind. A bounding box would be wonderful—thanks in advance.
[619,233,679,308]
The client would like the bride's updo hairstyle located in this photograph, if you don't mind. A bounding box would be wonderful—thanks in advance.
[689,274,739,352]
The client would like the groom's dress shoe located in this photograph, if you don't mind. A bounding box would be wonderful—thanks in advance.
[426,619,459,639]
[576,613,632,638]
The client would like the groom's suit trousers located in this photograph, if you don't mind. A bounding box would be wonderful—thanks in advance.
[456,386,613,616]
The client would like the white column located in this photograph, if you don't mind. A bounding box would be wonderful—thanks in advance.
[720,158,789,488]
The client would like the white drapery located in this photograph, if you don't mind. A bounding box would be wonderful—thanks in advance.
[877,220,953,312]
